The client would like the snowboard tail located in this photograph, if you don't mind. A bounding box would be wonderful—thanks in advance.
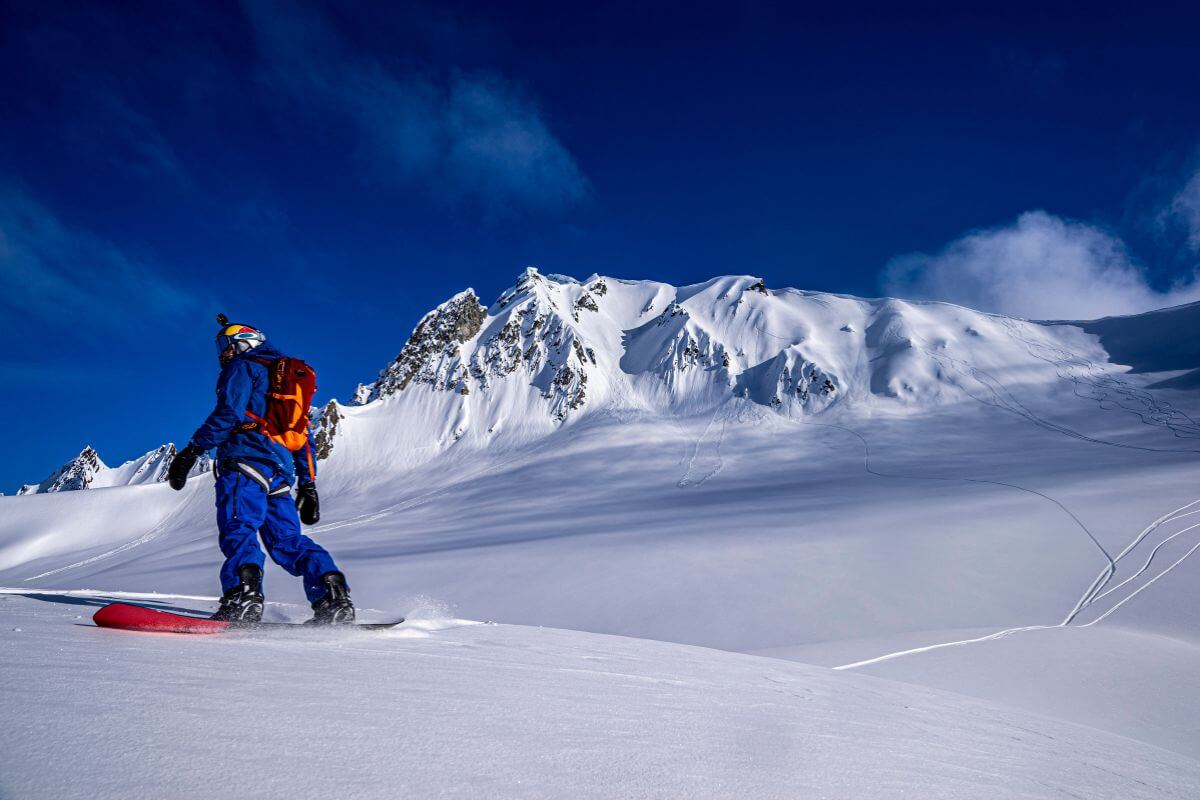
[92,602,403,634]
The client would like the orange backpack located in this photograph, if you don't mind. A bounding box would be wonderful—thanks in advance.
[241,357,318,452]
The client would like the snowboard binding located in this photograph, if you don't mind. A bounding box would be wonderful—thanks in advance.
[307,571,355,625]
[211,564,265,623]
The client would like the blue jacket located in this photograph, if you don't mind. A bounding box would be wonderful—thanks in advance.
[189,342,317,485]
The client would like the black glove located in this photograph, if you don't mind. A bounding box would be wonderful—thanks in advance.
[167,444,204,491]
[296,482,320,525]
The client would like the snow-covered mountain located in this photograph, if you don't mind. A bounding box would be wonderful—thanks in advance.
[17,444,211,495]
[24,267,1124,493]
[309,267,1157,478]
[352,267,1070,422]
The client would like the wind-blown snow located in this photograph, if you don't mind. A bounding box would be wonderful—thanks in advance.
[4,271,1200,796]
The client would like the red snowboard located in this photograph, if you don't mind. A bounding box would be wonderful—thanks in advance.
[92,602,404,634]
[93,603,232,634]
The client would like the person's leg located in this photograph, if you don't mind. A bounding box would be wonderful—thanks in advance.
[259,477,341,603]
[215,471,268,594]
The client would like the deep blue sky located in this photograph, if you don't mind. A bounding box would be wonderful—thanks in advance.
[2,0,1199,492]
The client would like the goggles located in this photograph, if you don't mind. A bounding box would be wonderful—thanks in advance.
[215,326,265,355]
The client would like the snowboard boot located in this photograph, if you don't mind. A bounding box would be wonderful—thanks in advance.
[306,571,355,625]
[211,564,265,623]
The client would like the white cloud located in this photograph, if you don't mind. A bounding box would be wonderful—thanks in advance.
[883,211,1200,320]
[241,0,587,215]
[0,187,199,330]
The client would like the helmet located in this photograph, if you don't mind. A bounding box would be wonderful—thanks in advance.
[215,316,266,363]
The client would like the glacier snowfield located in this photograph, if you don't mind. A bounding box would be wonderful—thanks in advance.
[4,273,1200,797]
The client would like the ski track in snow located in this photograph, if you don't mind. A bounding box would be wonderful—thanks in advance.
[23,484,205,582]
[914,319,1200,454]
[310,437,558,535]
[736,315,1147,670]
[1088,516,1200,606]
[997,318,1200,442]
[835,493,1200,668]
[795,416,1109,671]
[825,321,1200,666]
[676,405,728,488]
[796,321,1200,666]
[833,625,1059,671]
[1068,501,1200,626]
[834,485,1200,669]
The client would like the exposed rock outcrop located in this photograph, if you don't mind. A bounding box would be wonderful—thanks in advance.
[312,401,342,460]
[370,290,488,399]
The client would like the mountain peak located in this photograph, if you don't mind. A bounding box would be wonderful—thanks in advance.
[368,289,488,401]
[16,442,210,495]
[18,446,106,495]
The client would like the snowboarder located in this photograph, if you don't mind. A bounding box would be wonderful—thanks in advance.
[166,316,355,625]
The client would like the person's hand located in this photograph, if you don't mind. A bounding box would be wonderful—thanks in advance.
[296,482,320,525]
[167,444,204,491]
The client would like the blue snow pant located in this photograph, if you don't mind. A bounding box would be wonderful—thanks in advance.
[215,461,339,603]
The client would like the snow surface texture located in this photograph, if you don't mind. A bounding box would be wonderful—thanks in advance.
[4,271,1200,797]
[2,592,1196,800]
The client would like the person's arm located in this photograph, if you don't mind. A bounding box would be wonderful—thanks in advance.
[190,361,254,450]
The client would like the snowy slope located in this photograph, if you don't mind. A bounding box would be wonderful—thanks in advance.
[2,592,1196,800]
[4,271,1200,795]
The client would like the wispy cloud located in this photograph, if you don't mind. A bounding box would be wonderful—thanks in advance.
[78,87,189,185]
[241,0,587,215]
[0,186,200,331]
[883,211,1200,320]
[1162,168,1200,252]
